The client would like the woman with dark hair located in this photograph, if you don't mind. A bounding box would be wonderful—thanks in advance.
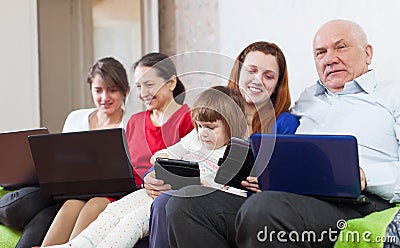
[63,57,130,132]
[39,53,193,247]
[132,52,186,105]
[126,53,192,187]
[40,57,131,246]
[0,57,131,248]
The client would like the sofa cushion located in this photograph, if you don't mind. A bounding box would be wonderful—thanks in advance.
[0,187,22,248]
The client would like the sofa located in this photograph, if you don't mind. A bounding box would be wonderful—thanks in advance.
[0,187,21,248]
[4,183,397,248]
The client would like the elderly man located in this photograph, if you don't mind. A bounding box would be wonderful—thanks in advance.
[166,19,400,248]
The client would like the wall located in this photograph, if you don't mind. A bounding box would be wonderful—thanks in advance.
[218,0,400,103]
[2,1,399,132]
[158,0,400,105]
[158,0,223,107]
[92,0,144,125]
[92,0,141,68]
[38,0,94,133]
[0,1,39,132]
[159,0,219,55]
[0,0,150,133]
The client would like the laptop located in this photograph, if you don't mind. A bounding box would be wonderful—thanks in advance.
[249,133,368,203]
[0,128,49,190]
[28,128,137,200]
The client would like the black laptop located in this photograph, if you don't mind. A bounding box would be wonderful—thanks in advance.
[28,128,137,200]
[0,128,49,190]
[250,133,369,203]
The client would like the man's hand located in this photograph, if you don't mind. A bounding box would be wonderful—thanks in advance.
[241,176,261,193]
[143,170,172,199]
[360,168,366,191]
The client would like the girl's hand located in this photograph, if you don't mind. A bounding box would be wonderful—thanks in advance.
[150,153,169,165]
[143,170,172,199]
[241,176,261,193]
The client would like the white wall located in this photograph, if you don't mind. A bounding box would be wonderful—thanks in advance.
[0,1,39,132]
[219,0,400,103]
[1,1,399,133]
[92,0,144,124]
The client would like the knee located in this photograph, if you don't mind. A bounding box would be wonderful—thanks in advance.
[62,199,85,210]
[84,197,110,214]
[151,193,172,213]
[238,191,295,225]
[165,196,188,220]
[58,199,85,217]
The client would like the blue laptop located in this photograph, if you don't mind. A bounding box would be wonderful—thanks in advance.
[249,133,368,203]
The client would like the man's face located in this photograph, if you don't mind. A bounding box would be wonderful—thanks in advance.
[313,22,373,92]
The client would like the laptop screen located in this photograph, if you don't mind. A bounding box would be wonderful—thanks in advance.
[250,134,361,198]
[28,128,136,199]
[0,128,49,190]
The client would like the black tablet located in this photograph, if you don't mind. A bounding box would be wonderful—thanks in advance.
[214,137,255,191]
[154,158,201,189]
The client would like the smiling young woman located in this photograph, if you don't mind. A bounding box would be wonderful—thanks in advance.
[63,57,130,132]
[40,57,132,247]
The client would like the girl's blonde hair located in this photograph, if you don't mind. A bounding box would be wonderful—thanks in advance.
[191,86,247,144]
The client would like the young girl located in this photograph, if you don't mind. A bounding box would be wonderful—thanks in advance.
[40,53,193,246]
[41,86,247,248]
[150,85,248,196]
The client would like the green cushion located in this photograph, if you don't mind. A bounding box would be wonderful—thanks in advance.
[0,187,9,198]
[334,206,400,248]
[0,225,21,248]
[0,187,22,247]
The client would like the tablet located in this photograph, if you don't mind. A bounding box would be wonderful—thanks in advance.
[154,158,200,189]
[214,137,254,191]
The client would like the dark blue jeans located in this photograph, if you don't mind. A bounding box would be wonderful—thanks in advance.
[149,191,176,248]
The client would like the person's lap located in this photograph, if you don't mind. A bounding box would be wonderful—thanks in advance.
[165,186,394,248]
[236,191,394,248]
[166,185,247,248]
[149,190,179,248]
